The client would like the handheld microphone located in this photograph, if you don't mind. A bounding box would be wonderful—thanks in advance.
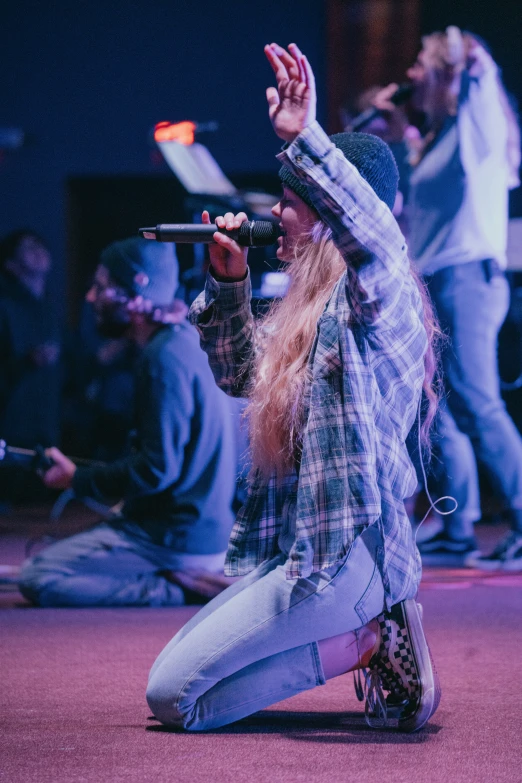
[350,83,414,132]
[139,221,280,247]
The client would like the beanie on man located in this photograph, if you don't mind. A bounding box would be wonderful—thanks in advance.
[100,238,179,307]
[279,132,398,212]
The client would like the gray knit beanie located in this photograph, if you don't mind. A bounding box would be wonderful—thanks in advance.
[279,132,398,212]
[100,238,179,307]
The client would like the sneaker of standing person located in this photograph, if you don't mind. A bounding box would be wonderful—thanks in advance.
[356,599,441,732]
[417,530,480,567]
[465,531,522,571]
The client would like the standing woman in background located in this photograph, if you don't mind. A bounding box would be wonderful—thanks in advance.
[146,42,441,733]
[376,28,522,569]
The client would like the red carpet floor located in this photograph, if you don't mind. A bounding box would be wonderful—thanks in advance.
[1,510,522,783]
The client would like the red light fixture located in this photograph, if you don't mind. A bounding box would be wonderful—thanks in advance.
[154,121,196,146]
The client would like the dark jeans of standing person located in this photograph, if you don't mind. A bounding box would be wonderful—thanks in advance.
[419,260,522,567]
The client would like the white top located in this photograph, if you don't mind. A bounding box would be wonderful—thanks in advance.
[407,56,512,275]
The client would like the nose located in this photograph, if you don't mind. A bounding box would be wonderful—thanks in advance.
[271,201,281,218]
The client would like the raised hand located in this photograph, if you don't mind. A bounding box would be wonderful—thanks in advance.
[466,38,494,78]
[264,42,316,143]
[202,210,249,282]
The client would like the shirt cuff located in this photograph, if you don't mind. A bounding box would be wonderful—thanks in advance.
[206,267,252,311]
[189,268,252,328]
[276,121,334,172]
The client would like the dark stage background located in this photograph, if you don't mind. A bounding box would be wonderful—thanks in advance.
[1,0,326,320]
[1,0,521,320]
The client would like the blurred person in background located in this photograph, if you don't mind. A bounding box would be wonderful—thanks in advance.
[18,237,238,606]
[0,230,62,503]
[63,298,137,462]
[374,28,522,570]
[343,86,421,224]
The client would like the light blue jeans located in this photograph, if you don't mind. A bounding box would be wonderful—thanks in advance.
[18,523,227,607]
[427,262,522,537]
[146,524,386,731]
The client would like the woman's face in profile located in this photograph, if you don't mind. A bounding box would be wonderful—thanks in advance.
[271,186,317,262]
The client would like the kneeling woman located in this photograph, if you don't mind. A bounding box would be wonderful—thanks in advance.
[146,42,440,732]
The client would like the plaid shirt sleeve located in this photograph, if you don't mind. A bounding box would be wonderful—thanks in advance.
[188,269,257,397]
[277,121,413,332]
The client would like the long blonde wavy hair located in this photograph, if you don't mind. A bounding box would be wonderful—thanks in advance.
[246,222,441,481]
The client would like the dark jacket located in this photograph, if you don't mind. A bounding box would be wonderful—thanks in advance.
[74,322,236,554]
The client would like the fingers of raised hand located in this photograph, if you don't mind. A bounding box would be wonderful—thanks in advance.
[266,86,280,108]
[293,81,309,101]
[264,43,288,81]
[265,43,294,82]
[301,54,316,92]
[288,43,305,82]
[270,42,299,79]
[467,42,491,75]
[287,44,314,92]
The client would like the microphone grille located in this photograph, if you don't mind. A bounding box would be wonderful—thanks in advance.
[237,221,280,247]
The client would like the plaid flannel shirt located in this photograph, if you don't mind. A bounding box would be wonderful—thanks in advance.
[189,121,427,608]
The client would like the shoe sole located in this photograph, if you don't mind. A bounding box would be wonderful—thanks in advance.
[465,557,522,572]
[421,551,480,568]
[418,541,477,554]
[397,599,441,733]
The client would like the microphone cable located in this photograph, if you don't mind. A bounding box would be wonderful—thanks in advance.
[414,399,457,544]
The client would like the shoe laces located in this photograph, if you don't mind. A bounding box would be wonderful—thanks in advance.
[353,628,396,729]
[353,611,418,729]
[353,667,390,728]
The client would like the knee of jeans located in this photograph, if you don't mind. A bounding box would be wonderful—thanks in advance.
[146,672,191,729]
[18,558,72,607]
[449,390,508,434]
[18,557,47,605]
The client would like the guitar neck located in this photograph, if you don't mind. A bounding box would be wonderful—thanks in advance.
[0,445,105,471]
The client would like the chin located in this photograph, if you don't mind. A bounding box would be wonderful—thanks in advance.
[276,244,292,263]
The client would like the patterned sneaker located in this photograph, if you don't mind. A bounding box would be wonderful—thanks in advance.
[357,599,441,732]
[465,532,522,571]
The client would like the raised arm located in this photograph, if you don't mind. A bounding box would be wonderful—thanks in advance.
[458,40,511,168]
[265,43,413,331]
